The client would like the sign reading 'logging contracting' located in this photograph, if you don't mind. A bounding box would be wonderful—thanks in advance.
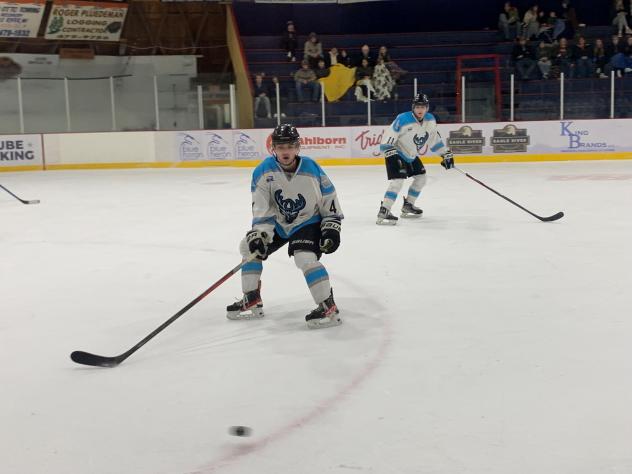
[44,0,127,41]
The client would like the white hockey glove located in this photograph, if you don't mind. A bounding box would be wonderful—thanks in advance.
[440,151,455,170]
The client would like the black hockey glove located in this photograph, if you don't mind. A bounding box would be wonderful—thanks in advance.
[246,230,270,259]
[319,220,341,254]
[440,151,454,170]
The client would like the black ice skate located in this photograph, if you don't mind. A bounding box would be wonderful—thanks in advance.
[401,198,423,218]
[226,288,264,320]
[305,290,342,329]
[376,203,399,225]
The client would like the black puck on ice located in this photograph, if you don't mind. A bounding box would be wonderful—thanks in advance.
[228,425,252,437]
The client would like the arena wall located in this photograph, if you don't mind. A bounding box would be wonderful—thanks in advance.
[2,119,631,172]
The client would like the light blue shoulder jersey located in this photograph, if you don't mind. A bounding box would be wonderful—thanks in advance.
[250,155,343,239]
[379,111,449,162]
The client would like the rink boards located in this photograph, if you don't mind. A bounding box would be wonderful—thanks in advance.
[2,119,632,172]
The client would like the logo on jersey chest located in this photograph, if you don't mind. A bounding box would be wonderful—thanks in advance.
[274,189,306,223]
[413,132,429,151]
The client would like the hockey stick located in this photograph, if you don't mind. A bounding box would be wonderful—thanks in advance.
[454,167,564,222]
[0,183,40,205]
[70,259,249,368]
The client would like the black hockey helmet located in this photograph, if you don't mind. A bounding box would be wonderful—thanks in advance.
[271,123,300,147]
[412,92,430,109]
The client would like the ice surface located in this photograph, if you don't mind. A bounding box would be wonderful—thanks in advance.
[1,161,631,474]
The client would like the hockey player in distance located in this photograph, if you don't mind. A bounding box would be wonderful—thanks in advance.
[227,124,344,329]
[376,93,455,225]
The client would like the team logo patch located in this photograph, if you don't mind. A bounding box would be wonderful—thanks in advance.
[413,132,429,151]
[274,190,306,223]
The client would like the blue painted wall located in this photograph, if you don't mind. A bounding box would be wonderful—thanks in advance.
[233,0,611,36]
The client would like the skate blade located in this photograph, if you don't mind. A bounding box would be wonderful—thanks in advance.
[226,308,265,320]
[376,218,398,226]
[306,315,342,329]
[400,213,422,219]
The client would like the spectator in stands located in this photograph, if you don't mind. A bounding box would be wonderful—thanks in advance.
[612,0,632,36]
[326,47,340,67]
[372,57,394,101]
[562,1,579,32]
[512,37,537,80]
[536,41,553,78]
[499,2,520,40]
[315,59,330,79]
[377,45,391,62]
[522,5,540,40]
[355,44,375,67]
[552,37,575,78]
[294,60,321,102]
[593,39,609,78]
[606,34,627,76]
[614,35,632,75]
[553,0,577,40]
[573,36,593,78]
[253,73,272,118]
[536,10,556,43]
[379,45,407,89]
[339,49,353,67]
[354,58,374,102]
[304,32,324,69]
[281,21,298,62]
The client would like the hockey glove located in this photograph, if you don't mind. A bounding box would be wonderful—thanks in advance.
[319,220,341,254]
[245,230,270,259]
[440,151,454,170]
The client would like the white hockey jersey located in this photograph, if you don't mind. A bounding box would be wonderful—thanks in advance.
[380,111,449,162]
[250,155,343,238]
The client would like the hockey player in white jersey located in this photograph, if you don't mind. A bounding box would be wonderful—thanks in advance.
[227,124,344,329]
[376,93,455,225]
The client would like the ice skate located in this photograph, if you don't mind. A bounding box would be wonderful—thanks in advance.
[305,290,341,329]
[226,288,264,320]
[400,198,423,218]
[376,203,398,225]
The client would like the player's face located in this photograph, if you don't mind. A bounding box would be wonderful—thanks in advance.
[274,143,300,169]
[413,104,428,119]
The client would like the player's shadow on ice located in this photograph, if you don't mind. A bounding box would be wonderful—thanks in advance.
[400,215,500,232]
[262,297,385,340]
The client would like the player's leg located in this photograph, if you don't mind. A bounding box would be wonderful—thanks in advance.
[226,231,287,320]
[377,153,407,225]
[288,224,341,329]
[401,158,427,218]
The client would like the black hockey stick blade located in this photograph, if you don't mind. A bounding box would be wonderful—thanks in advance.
[539,211,564,222]
[71,350,126,368]
[70,259,248,368]
[0,184,40,205]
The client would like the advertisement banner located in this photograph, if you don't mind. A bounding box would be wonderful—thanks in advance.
[44,0,127,41]
[171,119,632,165]
[0,0,45,38]
[0,135,43,168]
[350,126,386,158]
[438,120,632,157]
[176,130,271,162]
[293,127,351,159]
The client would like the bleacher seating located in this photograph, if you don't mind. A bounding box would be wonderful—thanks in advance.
[242,26,632,127]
